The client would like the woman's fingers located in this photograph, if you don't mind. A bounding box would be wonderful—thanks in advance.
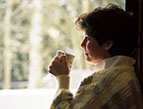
[48,65,56,76]
[48,55,69,76]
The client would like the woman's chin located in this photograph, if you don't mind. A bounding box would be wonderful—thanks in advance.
[86,57,92,62]
[85,55,95,63]
[86,57,99,64]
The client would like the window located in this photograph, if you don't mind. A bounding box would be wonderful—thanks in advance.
[0,0,125,89]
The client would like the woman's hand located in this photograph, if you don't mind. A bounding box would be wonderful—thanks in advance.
[48,55,70,76]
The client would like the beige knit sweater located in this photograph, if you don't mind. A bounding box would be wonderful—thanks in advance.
[50,56,142,109]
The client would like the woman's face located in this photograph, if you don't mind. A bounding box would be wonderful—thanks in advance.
[81,33,111,64]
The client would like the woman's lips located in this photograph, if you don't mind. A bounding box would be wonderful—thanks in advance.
[85,53,88,56]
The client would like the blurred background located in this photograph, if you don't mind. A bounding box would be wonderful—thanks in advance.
[0,0,125,89]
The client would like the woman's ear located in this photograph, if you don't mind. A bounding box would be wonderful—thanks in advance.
[104,40,113,51]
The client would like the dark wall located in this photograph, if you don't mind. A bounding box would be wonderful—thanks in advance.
[126,0,143,96]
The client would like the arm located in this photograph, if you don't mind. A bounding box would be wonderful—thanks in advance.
[48,55,74,109]
[50,77,99,109]
[50,75,73,109]
[48,55,99,109]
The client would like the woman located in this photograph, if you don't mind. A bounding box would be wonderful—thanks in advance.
[48,4,142,109]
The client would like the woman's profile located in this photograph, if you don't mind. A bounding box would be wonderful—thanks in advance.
[48,4,142,109]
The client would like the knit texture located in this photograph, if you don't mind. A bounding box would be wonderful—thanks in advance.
[50,66,142,109]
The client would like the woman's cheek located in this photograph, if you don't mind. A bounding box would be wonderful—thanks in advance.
[87,42,93,52]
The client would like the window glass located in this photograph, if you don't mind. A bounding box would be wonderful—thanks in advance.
[0,0,125,89]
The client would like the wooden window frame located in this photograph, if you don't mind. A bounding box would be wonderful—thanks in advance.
[126,0,143,95]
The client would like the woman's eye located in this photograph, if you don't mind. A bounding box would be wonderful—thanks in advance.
[86,37,91,41]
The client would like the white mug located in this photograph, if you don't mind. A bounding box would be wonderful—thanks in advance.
[56,50,75,71]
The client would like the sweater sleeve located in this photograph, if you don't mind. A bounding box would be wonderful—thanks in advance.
[56,75,70,90]
[50,75,73,109]
[50,75,99,109]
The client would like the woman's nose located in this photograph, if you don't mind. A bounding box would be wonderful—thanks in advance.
[81,39,86,48]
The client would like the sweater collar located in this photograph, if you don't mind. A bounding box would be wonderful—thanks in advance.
[94,55,136,72]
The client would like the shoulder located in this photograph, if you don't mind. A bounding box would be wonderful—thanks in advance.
[91,66,139,89]
[92,66,137,82]
[78,66,136,91]
[75,66,142,108]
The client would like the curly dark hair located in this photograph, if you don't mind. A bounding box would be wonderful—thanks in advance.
[75,4,138,57]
